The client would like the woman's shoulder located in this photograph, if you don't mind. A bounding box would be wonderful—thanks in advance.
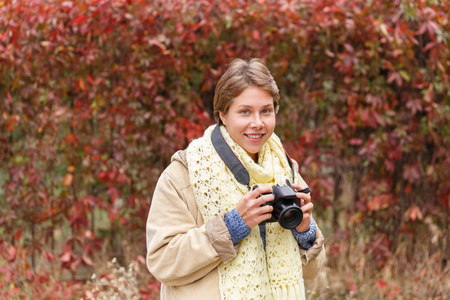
[161,150,188,176]
[170,149,188,167]
[159,150,190,189]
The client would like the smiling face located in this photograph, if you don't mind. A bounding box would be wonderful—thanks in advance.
[219,86,276,161]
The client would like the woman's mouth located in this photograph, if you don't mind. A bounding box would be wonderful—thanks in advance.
[245,133,264,140]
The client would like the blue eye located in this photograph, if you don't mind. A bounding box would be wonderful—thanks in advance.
[262,108,272,114]
[240,110,249,114]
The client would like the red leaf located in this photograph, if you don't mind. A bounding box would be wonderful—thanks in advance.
[87,75,95,84]
[45,251,57,263]
[404,185,413,194]
[409,206,423,222]
[368,194,396,211]
[384,159,396,172]
[98,171,108,182]
[4,114,20,132]
[84,230,94,240]
[54,107,68,117]
[422,41,436,52]
[427,21,439,36]
[365,94,383,108]
[14,230,22,241]
[343,43,354,53]
[325,50,335,57]
[64,133,78,144]
[387,71,403,86]
[7,246,16,261]
[6,91,13,103]
[71,258,81,272]
[443,194,448,209]
[416,23,427,35]
[73,16,86,24]
[403,206,423,222]
[402,164,421,183]
[406,99,423,115]
[349,138,363,145]
[376,279,388,289]
[252,29,260,40]
[137,255,146,265]
[60,251,72,262]
[82,255,94,266]
[107,186,119,203]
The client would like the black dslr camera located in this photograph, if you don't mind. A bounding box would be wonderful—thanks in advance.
[255,180,310,229]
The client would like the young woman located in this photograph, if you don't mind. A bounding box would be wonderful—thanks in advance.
[146,58,325,299]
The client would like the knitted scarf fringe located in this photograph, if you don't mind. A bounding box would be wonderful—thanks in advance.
[271,281,305,300]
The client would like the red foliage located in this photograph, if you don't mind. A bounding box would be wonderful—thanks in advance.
[0,0,449,296]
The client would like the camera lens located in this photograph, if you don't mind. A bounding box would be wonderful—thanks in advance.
[278,206,303,229]
[284,210,296,221]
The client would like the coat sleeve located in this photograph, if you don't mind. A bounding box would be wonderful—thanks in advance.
[300,226,326,280]
[146,161,238,286]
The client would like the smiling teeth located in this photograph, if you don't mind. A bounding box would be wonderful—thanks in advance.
[247,134,263,138]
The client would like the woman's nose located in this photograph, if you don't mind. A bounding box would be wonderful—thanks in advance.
[250,114,264,128]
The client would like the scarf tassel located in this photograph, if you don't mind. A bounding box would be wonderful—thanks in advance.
[270,281,306,300]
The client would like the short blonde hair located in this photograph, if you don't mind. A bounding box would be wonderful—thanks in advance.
[213,58,280,125]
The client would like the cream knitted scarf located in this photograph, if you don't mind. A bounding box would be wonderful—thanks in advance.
[186,125,306,300]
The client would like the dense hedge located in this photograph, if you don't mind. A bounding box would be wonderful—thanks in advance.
[1,0,449,297]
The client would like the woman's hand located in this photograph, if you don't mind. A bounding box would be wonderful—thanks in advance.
[236,186,274,229]
[291,183,313,233]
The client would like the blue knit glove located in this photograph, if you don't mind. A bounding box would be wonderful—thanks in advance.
[260,218,316,249]
[225,209,316,249]
[292,217,317,249]
[224,209,251,244]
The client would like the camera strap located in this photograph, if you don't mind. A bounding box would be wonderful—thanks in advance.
[211,125,295,191]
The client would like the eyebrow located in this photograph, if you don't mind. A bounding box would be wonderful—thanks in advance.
[236,104,274,109]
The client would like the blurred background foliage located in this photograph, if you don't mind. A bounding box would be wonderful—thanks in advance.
[0,0,449,298]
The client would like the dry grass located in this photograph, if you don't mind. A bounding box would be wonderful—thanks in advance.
[304,233,449,299]
[1,213,448,299]
[81,226,449,300]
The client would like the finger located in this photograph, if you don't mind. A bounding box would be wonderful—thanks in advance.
[254,185,272,194]
[260,213,273,222]
[252,205,273,223]
[301,202,314,214]
[240,188,270,207]
[260,204,273,214]
[296,192,311,204]
[254,193,274,206]
[246,211,273,229]
[291,183,308,191]
[300,213,312,224]
[247,186,272,199]
[296,216,312,233]
[291,183,301,190]
[246,215,270,229]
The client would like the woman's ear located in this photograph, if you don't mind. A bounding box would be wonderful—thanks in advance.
[219,112,227,126]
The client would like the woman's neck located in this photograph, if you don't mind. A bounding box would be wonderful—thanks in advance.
[248,152,258,163]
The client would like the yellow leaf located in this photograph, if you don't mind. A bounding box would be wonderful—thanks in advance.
[79,77,85,91]
[63,174,73,186]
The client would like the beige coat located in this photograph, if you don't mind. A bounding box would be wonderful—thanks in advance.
[146,150,326,299]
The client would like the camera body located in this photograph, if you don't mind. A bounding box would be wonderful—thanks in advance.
[256,180,310,229]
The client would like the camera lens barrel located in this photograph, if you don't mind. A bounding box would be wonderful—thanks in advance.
[258,183,305,229]
[276,204,303,229]
[272,184,303,229]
